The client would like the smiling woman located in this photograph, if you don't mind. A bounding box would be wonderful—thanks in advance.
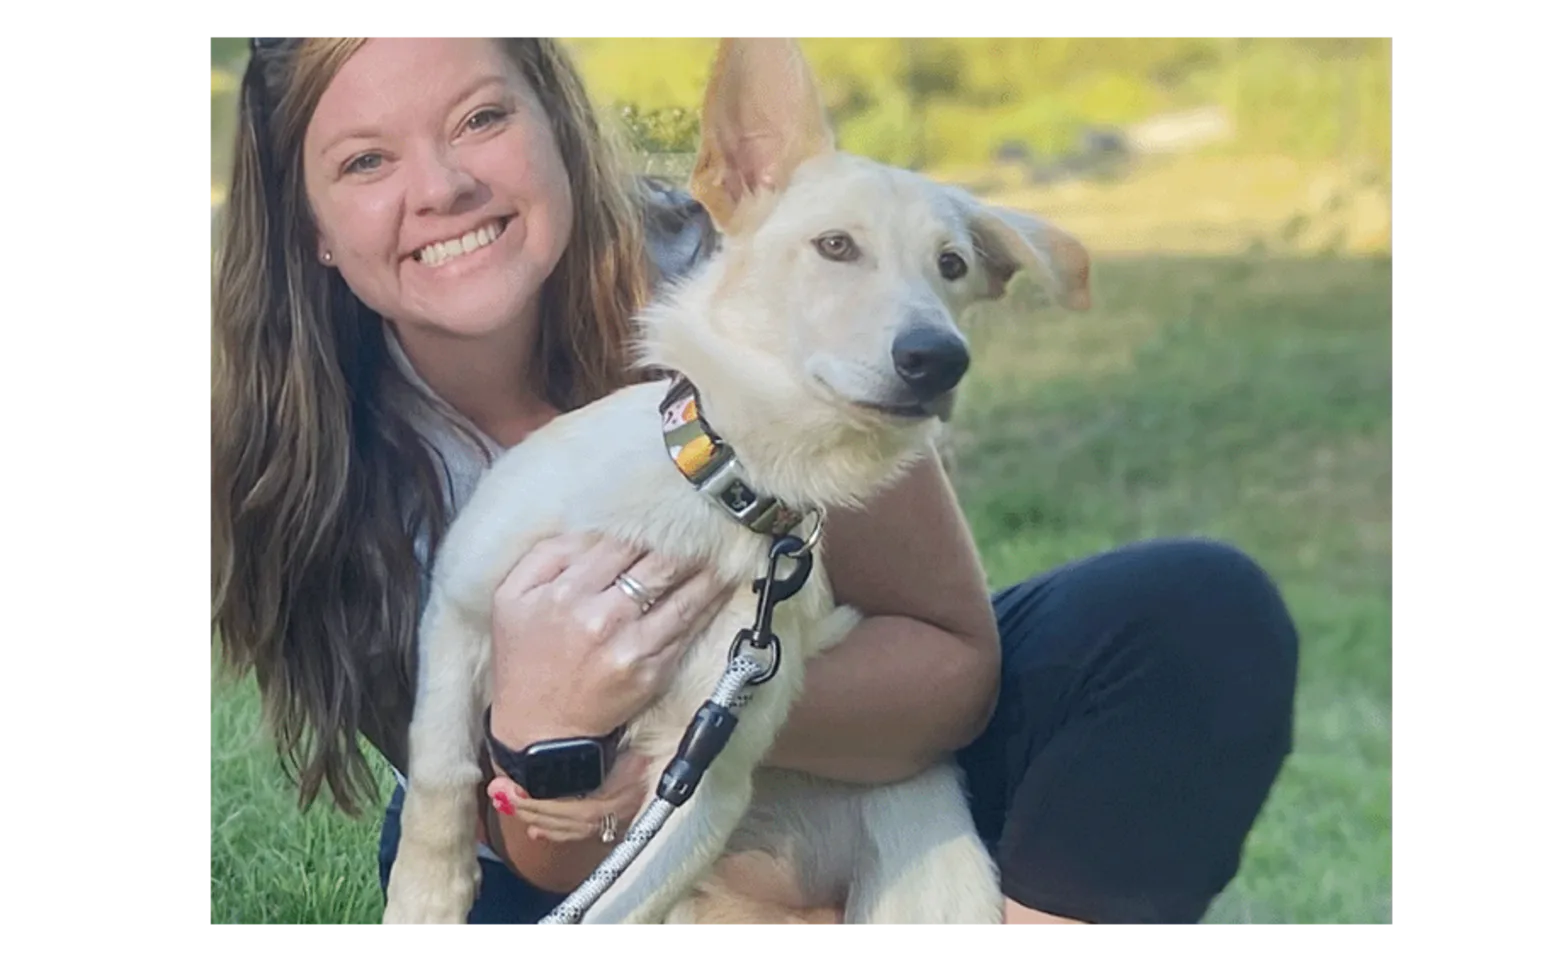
[212,37,659,819]
[302,41,575,384]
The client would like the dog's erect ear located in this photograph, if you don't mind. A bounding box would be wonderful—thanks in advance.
[690,38,835,230]
[958,196,1092,311]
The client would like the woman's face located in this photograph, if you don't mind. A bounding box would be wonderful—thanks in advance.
[302,39,574,340]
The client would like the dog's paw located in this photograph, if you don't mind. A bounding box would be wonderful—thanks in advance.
[382,849,482,924]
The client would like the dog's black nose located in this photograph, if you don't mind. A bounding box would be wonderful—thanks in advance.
[892,327,970,401]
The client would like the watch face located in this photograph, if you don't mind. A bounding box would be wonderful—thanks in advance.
[524,740,605,799]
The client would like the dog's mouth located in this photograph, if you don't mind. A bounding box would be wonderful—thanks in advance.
[851,394,954,422]
[813,372,957,425]
[844,389,950,422]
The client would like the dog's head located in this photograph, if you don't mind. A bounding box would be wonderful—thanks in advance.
[641,39,1090,503]
[634,33,1088,506]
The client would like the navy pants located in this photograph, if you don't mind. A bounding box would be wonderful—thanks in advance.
[379,537,1299,923]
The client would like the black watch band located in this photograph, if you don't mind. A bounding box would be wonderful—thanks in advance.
[483,707,625,800]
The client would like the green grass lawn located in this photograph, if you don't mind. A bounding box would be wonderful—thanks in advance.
[210,245,1390,923]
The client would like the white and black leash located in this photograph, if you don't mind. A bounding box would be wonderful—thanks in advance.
[538,533,816,924]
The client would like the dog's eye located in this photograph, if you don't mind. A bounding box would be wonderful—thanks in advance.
[938,251,968,281]
[813,232,860,263]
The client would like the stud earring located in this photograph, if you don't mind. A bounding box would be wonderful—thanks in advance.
[321,251,333,264]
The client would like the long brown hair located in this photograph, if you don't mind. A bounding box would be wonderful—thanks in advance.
[212,38,651,815]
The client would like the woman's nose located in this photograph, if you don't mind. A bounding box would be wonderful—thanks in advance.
[408,145,479,214]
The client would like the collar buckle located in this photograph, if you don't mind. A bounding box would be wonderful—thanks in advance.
[660,376,808,538]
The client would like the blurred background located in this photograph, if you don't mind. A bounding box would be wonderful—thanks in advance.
[211,39,1390,924]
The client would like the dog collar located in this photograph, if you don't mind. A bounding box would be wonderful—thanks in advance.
[659,376,807,537]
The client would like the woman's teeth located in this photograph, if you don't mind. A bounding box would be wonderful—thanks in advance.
[416,219,505,267]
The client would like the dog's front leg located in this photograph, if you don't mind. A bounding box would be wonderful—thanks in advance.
[382,588,490,923]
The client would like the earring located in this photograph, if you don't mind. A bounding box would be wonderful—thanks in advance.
[321,251,333,264]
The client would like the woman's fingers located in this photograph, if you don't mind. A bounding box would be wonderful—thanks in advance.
[526,822,597,843]
[615,551,699,608]
[632,567,738,665]
[512,804,599,834]
[495,532,598,601]
[548,536,648,597]
[574,549,700,629]
[488,781,602,839]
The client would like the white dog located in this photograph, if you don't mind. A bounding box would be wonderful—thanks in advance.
[382,37,1090,924]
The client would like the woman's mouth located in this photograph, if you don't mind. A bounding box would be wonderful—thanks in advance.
[413,216,512,268]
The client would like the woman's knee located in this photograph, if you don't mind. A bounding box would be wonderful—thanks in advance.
[981,539,1301,921]
[1129,538,1299,722]
[996,537,1299,745]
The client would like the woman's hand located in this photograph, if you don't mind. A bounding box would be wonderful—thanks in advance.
[487,752,654,843]
[487,531,736,749]
[479,532,731,888]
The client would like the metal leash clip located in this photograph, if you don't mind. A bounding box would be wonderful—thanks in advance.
[727,533,814,686]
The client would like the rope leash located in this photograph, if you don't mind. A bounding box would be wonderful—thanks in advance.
[537,533,814,924]
[537,654,767,924]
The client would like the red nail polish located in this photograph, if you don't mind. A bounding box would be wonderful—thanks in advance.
[493,792,515,816]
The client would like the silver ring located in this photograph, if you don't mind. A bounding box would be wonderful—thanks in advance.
[613,573,658,614]
[600,811,618,844]
[788,509,826,557]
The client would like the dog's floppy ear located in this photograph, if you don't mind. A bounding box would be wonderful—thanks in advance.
[690,38,835,230]
[959,196,1092,311]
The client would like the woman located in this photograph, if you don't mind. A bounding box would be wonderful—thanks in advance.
[212,37,1299,924]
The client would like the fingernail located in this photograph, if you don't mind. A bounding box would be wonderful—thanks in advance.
[492,792,515,817]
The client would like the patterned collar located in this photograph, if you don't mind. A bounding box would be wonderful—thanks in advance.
[659,376,807,537]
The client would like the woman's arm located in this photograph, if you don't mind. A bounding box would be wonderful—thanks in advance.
[764,447,1001,783]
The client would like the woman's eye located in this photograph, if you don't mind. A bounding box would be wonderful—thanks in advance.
[465,107,508,132]
[344,153,383,176]
[938,250,969,281]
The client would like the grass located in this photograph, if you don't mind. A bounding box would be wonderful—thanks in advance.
[210,155,1391,923]
[212,670,392,924]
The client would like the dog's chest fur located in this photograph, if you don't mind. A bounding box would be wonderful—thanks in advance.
[432,379,854,763]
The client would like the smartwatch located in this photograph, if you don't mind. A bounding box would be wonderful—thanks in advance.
[483,706,625,800]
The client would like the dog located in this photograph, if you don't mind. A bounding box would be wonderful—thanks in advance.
[382,37,1090,924]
